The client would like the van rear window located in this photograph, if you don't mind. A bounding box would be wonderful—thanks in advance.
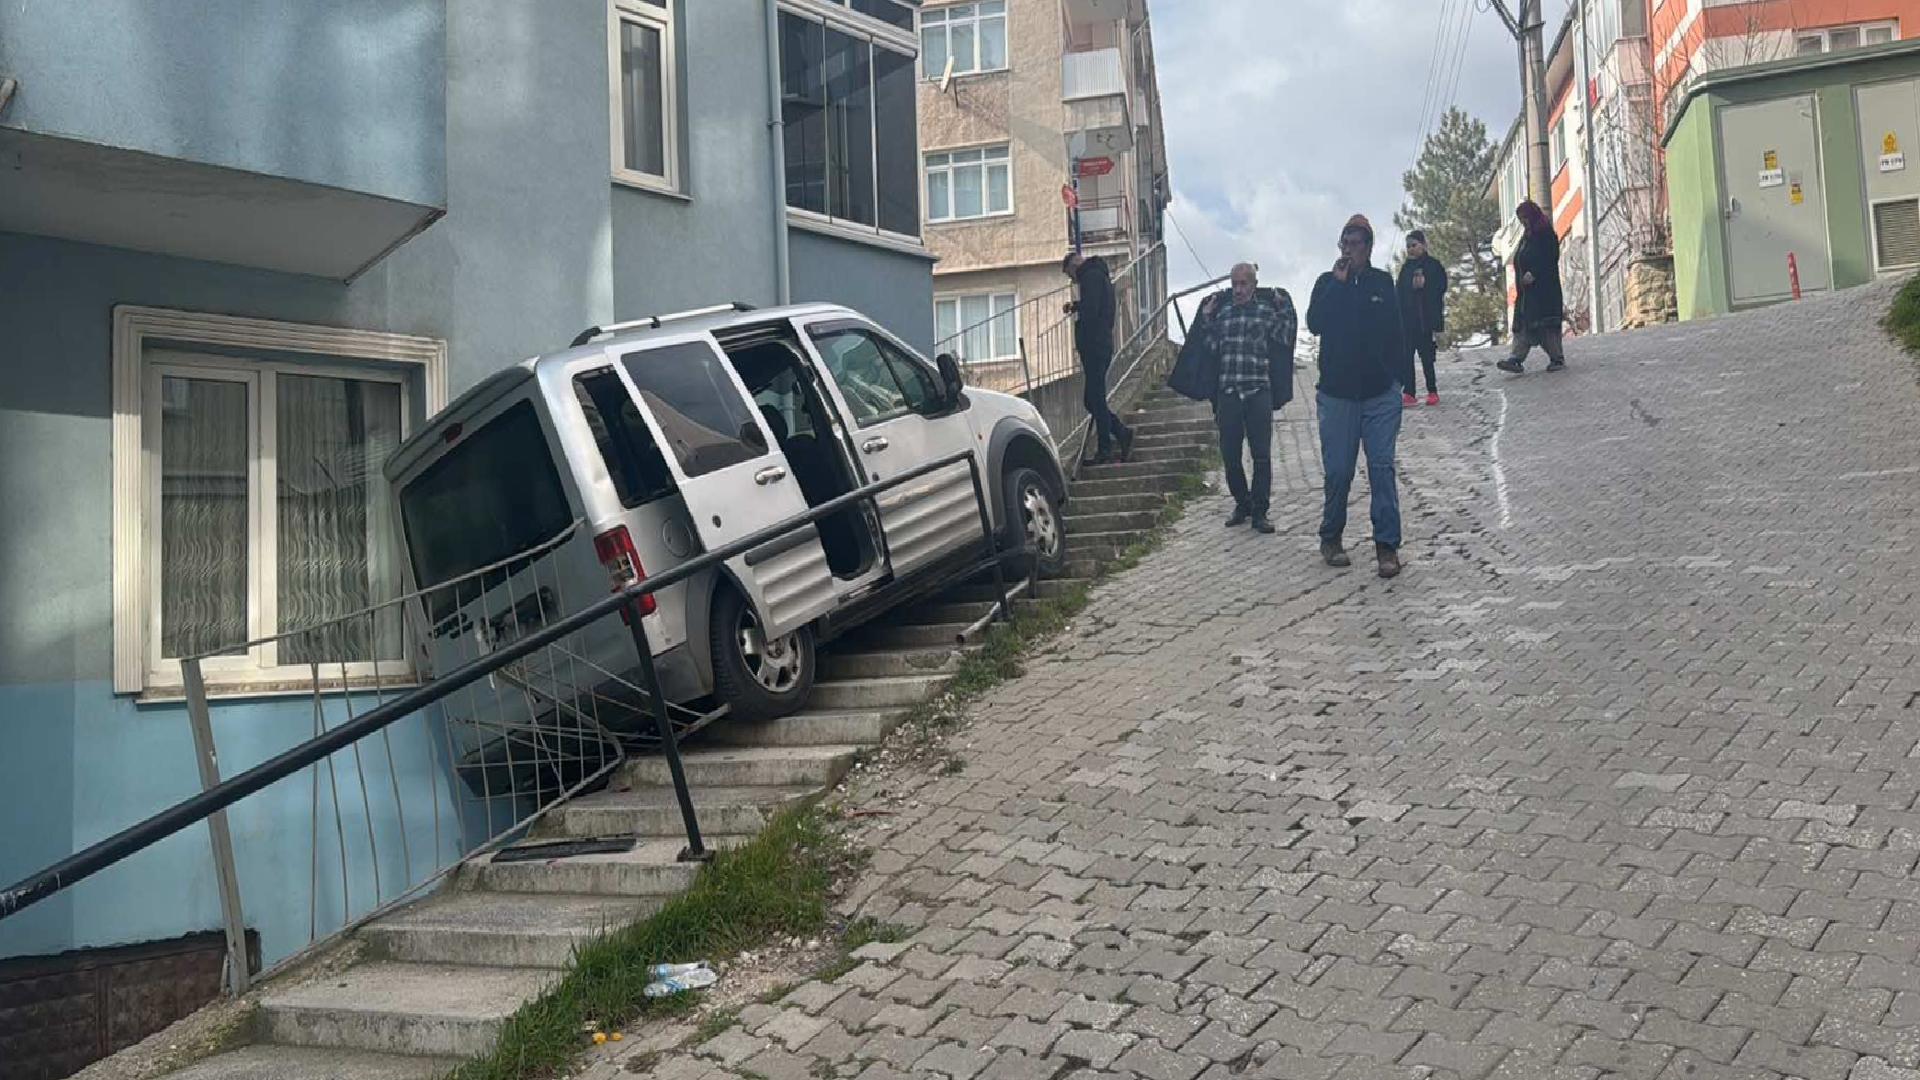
[399,401,572,616]
[575,370,676,508]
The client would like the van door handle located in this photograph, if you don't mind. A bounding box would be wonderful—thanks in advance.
[754,465,787,485]
[862,436,889,454]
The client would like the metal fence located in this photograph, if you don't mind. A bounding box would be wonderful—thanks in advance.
[935,244,1172,463]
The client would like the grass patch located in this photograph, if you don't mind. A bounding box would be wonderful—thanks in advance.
[814,917,910,984]
[449,805,846,1080]
[1886,274,1920,356]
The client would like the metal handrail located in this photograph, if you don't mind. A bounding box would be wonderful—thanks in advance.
[0,448,1007,923]
[933,243,1162,363]
[1061,269,1233,455]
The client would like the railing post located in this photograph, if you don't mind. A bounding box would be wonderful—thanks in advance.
[625,607,708,862]
[1016,335,1036,399]
[966,456,1012,624]
[182,659,251,995]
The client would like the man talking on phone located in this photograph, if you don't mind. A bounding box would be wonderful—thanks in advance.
[1306,214,1410,579]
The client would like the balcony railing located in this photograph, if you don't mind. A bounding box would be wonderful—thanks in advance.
[1063,47,1126,101]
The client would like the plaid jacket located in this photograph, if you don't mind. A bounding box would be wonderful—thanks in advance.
[1199,288,1298,398]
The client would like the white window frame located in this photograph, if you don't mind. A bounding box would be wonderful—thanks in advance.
[920,2,1009,80]
[1551,116,1569,175]
[924,143,1014,223]
[1796,19,1898,54]
[112,306,447,696]
[608,0,681,194]
[935,290,1021,363]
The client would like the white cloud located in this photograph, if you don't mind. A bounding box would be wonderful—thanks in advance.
[1154,0,1570,301]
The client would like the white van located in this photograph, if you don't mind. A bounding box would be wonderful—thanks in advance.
[385,302,1068,746]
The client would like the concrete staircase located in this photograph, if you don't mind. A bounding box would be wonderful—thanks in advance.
[159,382,1216,1079]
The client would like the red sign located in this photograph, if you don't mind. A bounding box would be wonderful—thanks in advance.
[1061,184,1079,209]
[1077,157,1115,178]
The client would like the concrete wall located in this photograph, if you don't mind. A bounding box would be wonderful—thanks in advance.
[789,228,937,354]
[0,0,446,207]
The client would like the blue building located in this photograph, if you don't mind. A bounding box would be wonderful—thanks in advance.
[0,0,931,1056]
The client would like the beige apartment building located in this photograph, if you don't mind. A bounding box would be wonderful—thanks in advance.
[917,0,1169,388]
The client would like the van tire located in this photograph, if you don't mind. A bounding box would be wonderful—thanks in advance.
[1002,466,1067,579]
[710,585,815,724]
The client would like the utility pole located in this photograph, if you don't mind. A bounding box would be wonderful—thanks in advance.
[1486,0,1552,208]
[1574,0,1604,329]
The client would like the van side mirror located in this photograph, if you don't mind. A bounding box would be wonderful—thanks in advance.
[935,352,965,405]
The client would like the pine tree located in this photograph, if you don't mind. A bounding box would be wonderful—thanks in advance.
[1395,107,1506,347]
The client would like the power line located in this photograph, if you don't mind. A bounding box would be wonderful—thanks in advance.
[1165,208,1213,280]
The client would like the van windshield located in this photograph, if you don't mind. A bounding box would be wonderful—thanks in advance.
[399,400,572,617]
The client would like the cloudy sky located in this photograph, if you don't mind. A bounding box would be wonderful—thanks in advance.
[1151,0,1572,303]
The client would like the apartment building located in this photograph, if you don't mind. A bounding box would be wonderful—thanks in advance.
[1492,0,1918,332]
[916,0,1169,386]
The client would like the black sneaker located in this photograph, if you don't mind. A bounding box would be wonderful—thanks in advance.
[1117,428,1137,463]
[1251,515,1275,534]
[1496,358,1525,374]
[1320,540,1351,567]
[1546,358,1567,372]
[1226,506,1250,528]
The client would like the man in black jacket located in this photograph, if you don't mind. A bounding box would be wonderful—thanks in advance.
[1190,263,1296,532]
[1396,230,1448,406]
[1307,214,1409,578]
[1063,252,1133,463]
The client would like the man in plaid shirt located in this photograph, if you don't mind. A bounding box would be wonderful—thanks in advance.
[1196,263,1297,533]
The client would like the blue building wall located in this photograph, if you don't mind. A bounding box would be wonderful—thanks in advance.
[0,0,932,967]
[0,0,446,208]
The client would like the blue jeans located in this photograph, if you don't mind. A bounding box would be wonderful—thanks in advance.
[1318,386,1403,549]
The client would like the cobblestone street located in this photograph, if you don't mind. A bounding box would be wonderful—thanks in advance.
[646,279,1920,1080]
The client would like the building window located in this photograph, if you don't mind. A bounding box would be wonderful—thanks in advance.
[610,0,680,192]
[1551,117,1569,175]
[925,145,1012,222]
[780,7,920,239]
[935,292,1019,363]
[921,2,1008,80]
[112,308,445,695]
[1796,20,1897,55]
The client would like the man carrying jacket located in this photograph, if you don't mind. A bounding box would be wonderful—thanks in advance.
[1062,252,1133,464]
[1188,262,1297,533]
[1396,229,1448,407]
[1307,214,1409,578]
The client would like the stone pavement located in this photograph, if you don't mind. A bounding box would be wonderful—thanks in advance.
[638,279,1920,1080]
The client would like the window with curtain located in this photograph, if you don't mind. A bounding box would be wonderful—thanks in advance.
[925,145,1012,222]
[780,8,920,239]
[920,2,1008,79]
[150,354,407,680]
[612,0,679,190]
[935,292,1019,363]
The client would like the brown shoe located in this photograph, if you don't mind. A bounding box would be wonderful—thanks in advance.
[1376,543,1402,579]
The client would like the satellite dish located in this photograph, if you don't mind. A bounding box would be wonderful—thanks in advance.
[939,54,956,94]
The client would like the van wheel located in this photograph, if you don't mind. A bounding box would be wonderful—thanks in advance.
[710,585,814,723]
[1003,466,1067,579]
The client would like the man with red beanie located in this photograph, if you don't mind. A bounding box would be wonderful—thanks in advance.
[1306,214,1410,579]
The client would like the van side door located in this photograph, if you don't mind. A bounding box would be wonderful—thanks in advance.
[609,333,837,637]
[796,318,984,576]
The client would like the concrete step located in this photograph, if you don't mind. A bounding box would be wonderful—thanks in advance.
[362,892,655,969]
[1078,460,1199,483]
[1063,492,1174,515]
[1131,417,1218,437]
[1119,444,1211,465]
[820,646,967,680]
[1066,530,1141,557]
[1133,431,1216,450]
[258,961,554,1058]
[622,744,861,789]
[892,599,998,626]
[163,1046,462,1080]
[1067,555,1117,579]
[538,784,814,840]
[810,673,948,710]
[1070,474,1193,500]
[460,838,704,897]
[706,709,900,747]
[849,620,976,649]
[1063,509,1159,534]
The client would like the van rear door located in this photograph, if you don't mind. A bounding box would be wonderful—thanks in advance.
[608,333,837,637]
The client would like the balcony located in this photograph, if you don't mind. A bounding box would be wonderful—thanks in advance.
[1076,196,1131,246]
[1063,0,1144,26]
[0,1,445,280]
[1063,48,1134,156]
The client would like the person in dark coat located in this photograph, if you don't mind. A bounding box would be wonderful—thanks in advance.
[1497,200,1567,374]
[1062,252,1134,463]
[1396,229,1448,406]
[1188,263,1297,533]
[1306,214,1409,579]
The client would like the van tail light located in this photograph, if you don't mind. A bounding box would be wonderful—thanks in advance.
[593,525,657,617]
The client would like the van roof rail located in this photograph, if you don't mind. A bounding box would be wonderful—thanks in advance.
[570,301,758,348]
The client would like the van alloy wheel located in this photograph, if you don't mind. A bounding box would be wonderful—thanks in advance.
[739,613,804,695]
[1021,480,1062,560]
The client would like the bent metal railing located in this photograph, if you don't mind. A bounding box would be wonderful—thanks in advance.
[0,450,1011,998]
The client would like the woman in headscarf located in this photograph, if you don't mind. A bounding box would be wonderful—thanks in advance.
[1496,200,1566,374]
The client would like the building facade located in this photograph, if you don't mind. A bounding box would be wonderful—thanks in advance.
[0,0,932,1004]
[915,0,1169,389]
[1493,0,1919,332]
